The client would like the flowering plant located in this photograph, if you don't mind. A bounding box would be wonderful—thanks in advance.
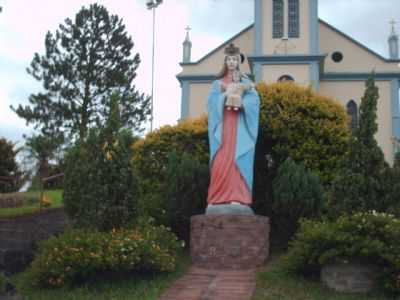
[25,221,182,288]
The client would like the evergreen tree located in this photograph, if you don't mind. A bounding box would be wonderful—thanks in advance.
[0,138,23,192]
[11,4,150,141]
[329,74,388,215]
[349,73,386,174]
[272,157,325,244]
[23,133,64,182]
[63,93,139,230]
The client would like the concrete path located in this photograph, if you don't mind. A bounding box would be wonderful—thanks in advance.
[159,266,256,300]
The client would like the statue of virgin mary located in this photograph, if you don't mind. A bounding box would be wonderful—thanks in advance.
[206,43,260,214]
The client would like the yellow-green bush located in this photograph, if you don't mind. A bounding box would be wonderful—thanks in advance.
[132,116,208,194]
[24,219,182,288]
[257,82,350,184]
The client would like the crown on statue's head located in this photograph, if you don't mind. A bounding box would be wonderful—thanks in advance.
[224,43,240,56]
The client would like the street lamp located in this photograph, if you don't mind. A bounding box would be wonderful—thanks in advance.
[146,0,163,132]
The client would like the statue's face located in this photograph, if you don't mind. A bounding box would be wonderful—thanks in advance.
[226,55,239,71]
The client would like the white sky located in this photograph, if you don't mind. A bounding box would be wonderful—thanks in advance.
[0,0,399,146]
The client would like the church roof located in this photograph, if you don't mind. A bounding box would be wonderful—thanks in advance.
[181,19,400,66]
[319,19,400,63]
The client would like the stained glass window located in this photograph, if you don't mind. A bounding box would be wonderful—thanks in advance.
[347,100,358,132]
[288,0,299,38]
[273,0,284,38]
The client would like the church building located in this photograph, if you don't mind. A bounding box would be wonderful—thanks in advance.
[177,0,400,164]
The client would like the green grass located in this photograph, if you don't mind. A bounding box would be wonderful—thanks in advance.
[0,189,63,217]
[13,252,190,300]
[253,253,390,300]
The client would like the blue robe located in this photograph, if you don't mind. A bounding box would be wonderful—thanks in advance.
[207,77,260,192]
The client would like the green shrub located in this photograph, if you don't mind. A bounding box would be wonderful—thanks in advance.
[136,152,208,244]
[272,158,325,244]
[283,212,400,294]
[24,219,182,288]
[63,96,139,230]
[382,161,400,217]
[163,152,208,243]
[0,272,6,295]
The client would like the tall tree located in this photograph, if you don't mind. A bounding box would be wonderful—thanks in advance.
[347,73,386,174]
[24,133,64,181]
[11,4,150,141]
[0,138,23,192]
[329,74,387,215]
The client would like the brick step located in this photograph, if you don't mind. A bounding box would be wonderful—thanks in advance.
[159,267,256,300]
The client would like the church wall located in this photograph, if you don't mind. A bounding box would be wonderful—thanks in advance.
[320,80,393,163]
[261,0,310,55]
[187,83,212,118]
[179,27,254,76]
[261,64,310,85]
[320,22,400,73]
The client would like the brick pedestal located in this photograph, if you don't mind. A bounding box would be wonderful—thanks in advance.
[190,214,270,270]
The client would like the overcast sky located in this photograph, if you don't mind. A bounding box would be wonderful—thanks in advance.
[0,0,399,146]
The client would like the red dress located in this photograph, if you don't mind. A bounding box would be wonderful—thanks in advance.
[207,77,252,205]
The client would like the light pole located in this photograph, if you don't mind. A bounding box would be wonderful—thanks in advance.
[146,0,163,132]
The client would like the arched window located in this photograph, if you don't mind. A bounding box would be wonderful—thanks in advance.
[273,0,284,38]
[278,74,295,82]
[347,100,358,132]
[288,0,300,38]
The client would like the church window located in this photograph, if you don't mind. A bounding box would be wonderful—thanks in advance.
[332,51,344,63]
[278,74,295,82]
[347,100,358,132]
[273,0,284,38]
[288,0,300,38]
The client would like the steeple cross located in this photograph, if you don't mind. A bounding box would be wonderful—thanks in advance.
[390,19,397,34]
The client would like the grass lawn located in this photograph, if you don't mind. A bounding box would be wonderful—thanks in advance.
[13,252,190,300]
[253,252,390,300]
[0,189,63,217]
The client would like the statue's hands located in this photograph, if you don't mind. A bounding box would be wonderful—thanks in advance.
[220,83,226,92]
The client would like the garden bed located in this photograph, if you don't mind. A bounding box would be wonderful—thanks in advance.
[253,252,388,300]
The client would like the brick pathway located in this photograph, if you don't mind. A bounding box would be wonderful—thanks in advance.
[159,266,256,300]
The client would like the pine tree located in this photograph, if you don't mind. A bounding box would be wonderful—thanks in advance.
[24,133,64,180]
[11,4,150,141]
[330,74,387,215]
[0,138,23,192]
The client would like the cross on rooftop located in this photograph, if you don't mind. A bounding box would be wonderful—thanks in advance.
[390,19,397,34]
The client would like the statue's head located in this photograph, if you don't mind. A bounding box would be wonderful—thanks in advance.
[217,43,245,79]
